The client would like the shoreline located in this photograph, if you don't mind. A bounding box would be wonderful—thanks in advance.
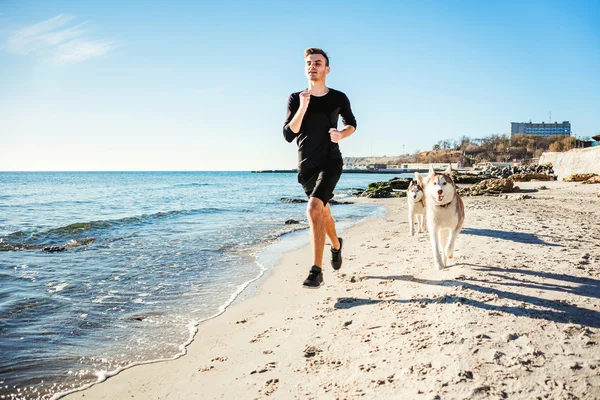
[54,199,384,400]
[65,181,599,399]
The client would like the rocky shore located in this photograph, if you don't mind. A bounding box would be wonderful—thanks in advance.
[357,165,600,199]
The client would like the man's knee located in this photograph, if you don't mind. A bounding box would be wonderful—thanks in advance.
[306,197,325,220]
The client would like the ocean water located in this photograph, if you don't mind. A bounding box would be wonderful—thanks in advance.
[0,171,410,400]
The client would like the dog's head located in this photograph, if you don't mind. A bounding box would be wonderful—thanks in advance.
[424,165,456,205]
[408,174,425,202]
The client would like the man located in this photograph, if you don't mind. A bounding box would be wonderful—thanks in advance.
[283,48,357,288]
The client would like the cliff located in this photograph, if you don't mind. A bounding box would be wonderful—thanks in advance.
[539,146,600,181]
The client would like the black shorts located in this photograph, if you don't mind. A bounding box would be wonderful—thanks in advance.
[297,160,343,205]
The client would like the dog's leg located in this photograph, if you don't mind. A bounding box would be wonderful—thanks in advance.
[429,226,444,270]
[438,229,449,268]
[408,211,415,236]
[418,214,425,233]
[446,229,458,262]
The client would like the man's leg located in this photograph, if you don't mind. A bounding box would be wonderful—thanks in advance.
[307,197,326,267]
[323,204,340,250]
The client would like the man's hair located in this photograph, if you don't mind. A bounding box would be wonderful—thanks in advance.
[304,48,329,66]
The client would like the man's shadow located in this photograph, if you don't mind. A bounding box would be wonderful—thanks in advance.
[335,263,600,328]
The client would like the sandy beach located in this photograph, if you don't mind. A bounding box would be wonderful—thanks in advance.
[65,180,600,400]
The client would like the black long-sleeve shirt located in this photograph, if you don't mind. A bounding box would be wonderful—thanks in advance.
[283,88,357,170]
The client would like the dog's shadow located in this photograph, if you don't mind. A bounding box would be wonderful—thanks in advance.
[335,264,600,328]
[461,228,561,247]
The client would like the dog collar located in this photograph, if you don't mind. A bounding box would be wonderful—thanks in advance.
[435,197,453,208]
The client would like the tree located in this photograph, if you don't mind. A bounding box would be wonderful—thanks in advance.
[458,136,471,151]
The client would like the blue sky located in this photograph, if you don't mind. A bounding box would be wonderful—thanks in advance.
[1,0,599,171]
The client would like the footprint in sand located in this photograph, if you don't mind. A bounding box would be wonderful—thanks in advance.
[250,361,277,374]
[250,328,272,343]
[260,378,279,396]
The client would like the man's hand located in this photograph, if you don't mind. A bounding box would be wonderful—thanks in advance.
[299,89,311,111]
[329,128,344,143]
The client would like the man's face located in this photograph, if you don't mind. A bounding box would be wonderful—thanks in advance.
[305,54,330,82]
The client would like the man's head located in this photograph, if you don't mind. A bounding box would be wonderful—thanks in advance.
[304,48,330,82]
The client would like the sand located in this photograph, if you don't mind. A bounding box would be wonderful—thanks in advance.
[64,180,600,400]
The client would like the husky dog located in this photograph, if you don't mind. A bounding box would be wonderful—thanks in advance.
[407,178,426,236]
[416,165,465,270]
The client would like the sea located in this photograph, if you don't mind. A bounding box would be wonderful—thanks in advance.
[0,171,410,400]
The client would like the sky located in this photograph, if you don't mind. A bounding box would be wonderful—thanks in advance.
[0,0,599,171]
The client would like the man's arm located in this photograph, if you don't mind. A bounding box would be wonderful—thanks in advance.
[329,125,355,143]
[329,93,357,143]
[283,90,310,142]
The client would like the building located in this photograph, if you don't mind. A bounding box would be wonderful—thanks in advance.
[367,163,387,170]
[510,121,571,137]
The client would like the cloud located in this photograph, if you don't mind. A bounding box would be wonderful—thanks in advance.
[52,38,117,65]
[6,14,117,64]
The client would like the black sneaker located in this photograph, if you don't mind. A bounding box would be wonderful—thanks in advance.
[303,266,323,288]
[331,237,343,270]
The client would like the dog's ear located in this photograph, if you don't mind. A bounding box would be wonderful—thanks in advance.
[444,164,452,176]
[414,172,424,185]
[428,165,435,176]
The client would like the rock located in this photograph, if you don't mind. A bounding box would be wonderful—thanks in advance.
[388,178,412,190]
[280,198,307,203]
[458,178,515,196]
[42,246,67,252]
[328,199,353,205]
[359,182,393,198]
[505,194,533,200]
[359,188,392,198]
[564,173,598,182]
[582,175,600,184]
[453,174,488,184]
[535,185,548,190]
[284,219,300,224]
[359,178,411,198]
[479,164,554,179]
[41,238,96,252]
[510,173,556,182]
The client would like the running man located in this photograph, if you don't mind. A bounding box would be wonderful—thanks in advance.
[283,48,357,288]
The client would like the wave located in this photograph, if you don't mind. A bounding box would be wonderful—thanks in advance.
[46,208,222,235]
[0,208,223,252]
[50,261,268,400]
[0,238,97,253]
[170,183,212,188]
[215,221,309,254]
